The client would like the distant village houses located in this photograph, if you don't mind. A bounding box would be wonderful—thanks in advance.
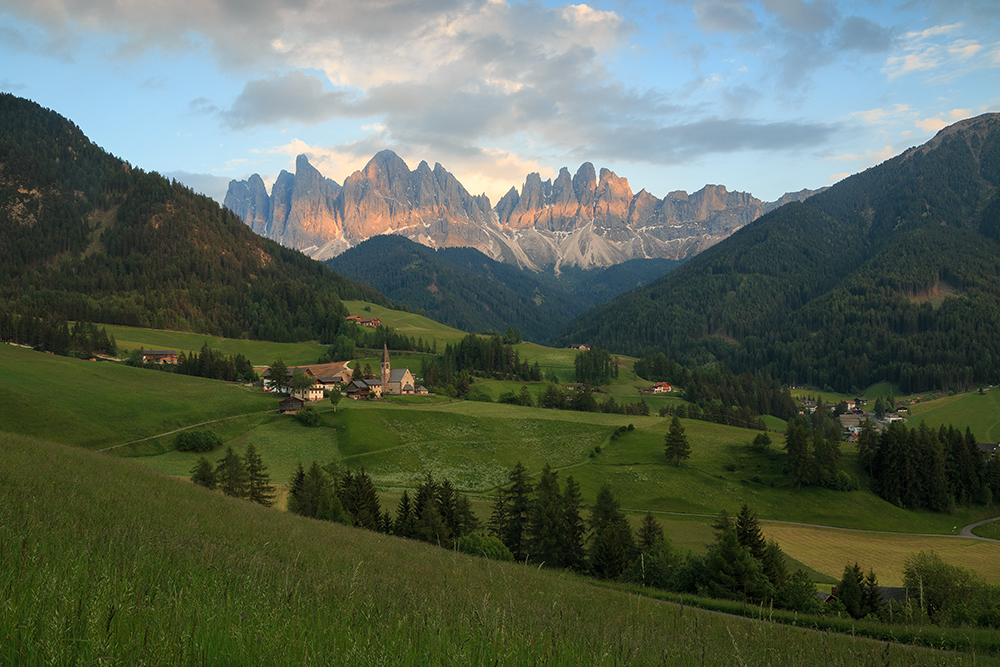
[348,345,428,399]
[141,349,178,364]
[567,344,590,351]
[346,314,382,328]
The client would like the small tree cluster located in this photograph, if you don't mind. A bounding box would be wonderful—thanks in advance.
[393,474,478,548]
[189,444,275,507]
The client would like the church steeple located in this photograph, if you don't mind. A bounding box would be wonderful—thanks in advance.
[381,343,390,389]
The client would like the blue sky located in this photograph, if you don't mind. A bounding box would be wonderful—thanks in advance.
[1,0,998,205]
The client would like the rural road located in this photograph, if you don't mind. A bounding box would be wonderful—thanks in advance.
[627,506,1000,545]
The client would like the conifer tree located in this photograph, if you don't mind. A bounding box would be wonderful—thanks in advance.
[734,504,767,562]
[861,568,883,618]
[664,416,690,466]
[837,562,864,618]
[394,490,417,538]
[636,512,665,553]
[243,443,275,507]
[761,539,788,592]
[784,416,811,487]
[504,462,534,561]
[215,446,248,499]
[560,476,587,571]
[588,483,635,579]
[527,463,563,566]
[190,456,216,489]
[487,487,509,542]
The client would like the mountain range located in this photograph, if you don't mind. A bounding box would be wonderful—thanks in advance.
[560,113,1000,394]
[225,152,822,271]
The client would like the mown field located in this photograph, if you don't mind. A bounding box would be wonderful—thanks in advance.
[3,430,997,666]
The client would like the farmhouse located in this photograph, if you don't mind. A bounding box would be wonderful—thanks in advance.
[141,349,178,364]
[567,344,590,351]
[651,382,673,393]
[278,396,305,414]
[346,379,382,399]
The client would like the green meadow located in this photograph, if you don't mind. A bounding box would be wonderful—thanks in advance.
[0,344,272,450]
[6,431,993,666]
[4,340,999,591]
[342,299,470,347]
[102,324,328,366]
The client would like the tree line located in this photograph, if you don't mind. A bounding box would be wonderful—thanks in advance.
[0,312,117,358]
[126,342,258,383]
[859,420,1000,511]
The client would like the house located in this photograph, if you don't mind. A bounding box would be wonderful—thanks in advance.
[651,382,673,394]
[346,379,383,399]
[345,315,362,324]
[977,442,1000,457]
[568,344,590,351]
[360,317,381,328]
[314,375,344,391]
[141,349,178,364]
[855,397,869,406]
[278,396,305,414]
[297,383,325,402]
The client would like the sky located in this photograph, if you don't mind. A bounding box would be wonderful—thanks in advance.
[1,0,998,205]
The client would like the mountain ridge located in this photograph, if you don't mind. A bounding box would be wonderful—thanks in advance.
[558,113,1000,393]
[226,154,823,271]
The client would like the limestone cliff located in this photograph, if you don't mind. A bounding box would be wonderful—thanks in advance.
[225,152,822,270]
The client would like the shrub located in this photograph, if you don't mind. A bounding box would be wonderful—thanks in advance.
[175,429,221,453]
[296,407,320,427]
[456,533,514,561]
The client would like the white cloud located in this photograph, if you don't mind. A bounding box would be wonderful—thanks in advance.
[915,117,949,133]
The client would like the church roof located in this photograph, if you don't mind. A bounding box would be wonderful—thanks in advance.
[382,343,390,364]
[389,368,411,382]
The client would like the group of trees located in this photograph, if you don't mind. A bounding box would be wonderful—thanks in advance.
[0,312,118,358]
[859,421,1000,511]
[482,382,651,416]
[190,444,275,506]
[420,333,541,394]
[483,463,816,615]
[127,343,258,383]
[284,463,480,549]
[319,323,435,364]
[574,347,619,385]
[658,401,766,430]
[783,415,856,491]
[635,352,797,421]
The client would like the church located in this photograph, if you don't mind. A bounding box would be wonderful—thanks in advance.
[380,344,428,396]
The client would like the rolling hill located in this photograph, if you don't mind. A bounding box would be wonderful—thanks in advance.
[0,93,383,343]
[560,113,1000,393]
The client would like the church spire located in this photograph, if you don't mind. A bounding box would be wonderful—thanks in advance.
[381,343,390,390]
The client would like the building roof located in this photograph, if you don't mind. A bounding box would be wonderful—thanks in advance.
[389,368,411,382]
[383,343,390,364]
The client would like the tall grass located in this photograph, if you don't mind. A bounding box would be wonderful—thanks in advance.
[1,431,993,665]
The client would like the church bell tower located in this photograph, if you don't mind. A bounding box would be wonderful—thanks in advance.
[381,343,391,390]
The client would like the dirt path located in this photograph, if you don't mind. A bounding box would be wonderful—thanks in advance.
[622,506,1000,545]
[960,515,1000,543]
[95,411,268,452]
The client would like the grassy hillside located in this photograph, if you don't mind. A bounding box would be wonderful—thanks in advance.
[2,430,995,665]
[342,300,470,347]
[5,342,998,588]
[0,344,272,450]
[102,324,328,366]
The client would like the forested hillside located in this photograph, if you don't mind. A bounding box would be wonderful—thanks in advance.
[327,235,680,342]
[327,235,589,341]
[0,93,383,342]
[561,114,1000,393]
